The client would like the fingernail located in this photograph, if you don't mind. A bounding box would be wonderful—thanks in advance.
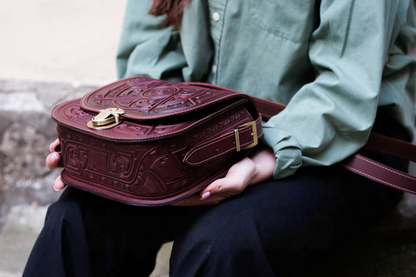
[200,191,211,200]
[49,142,54,151]
[54,186,61,192]
[51,153,59,162]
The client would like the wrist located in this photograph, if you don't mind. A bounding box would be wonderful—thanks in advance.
[250,147,276,184]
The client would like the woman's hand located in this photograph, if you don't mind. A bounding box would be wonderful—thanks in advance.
[172,147,276,206]
[46,138,66,191]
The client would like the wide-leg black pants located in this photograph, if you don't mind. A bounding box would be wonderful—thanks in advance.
[23,158,405,277]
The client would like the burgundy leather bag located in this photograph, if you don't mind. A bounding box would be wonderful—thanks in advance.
[52,76,416,206]
[52,76,263,206]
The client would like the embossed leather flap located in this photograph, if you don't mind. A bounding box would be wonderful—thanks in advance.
[80,76,252,121]
[52,77,258,142]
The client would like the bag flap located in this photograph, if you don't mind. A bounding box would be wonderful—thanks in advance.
[52,77,258,142]
[80,76,248,121]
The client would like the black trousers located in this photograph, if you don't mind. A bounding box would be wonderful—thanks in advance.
[23,156,405,277]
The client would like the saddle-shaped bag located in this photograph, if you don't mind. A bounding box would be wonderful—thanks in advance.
[52,76,416,206]
[52,76,263,206]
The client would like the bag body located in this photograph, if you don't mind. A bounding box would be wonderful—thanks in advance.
[52,76,416,206]
[52,76,262,206]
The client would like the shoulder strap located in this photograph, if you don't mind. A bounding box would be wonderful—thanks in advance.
[184,82,416,194]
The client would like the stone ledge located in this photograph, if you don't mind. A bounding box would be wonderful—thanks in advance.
[0,79,98,231]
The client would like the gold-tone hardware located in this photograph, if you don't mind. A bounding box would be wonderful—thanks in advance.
[87,108,125,130]
[234,121,258,152]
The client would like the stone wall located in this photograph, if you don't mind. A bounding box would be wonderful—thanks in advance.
[0,80,96,229]
[0,79,172,277]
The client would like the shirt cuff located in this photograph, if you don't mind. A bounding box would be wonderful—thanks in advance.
[261,123,303,179]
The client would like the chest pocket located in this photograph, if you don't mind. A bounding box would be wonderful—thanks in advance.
[248,0,317,43]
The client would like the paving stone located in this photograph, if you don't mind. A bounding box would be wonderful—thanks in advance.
[150,242,172,277]
[0,205,47,275]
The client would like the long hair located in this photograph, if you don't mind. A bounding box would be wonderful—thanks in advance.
[149,0,190,29]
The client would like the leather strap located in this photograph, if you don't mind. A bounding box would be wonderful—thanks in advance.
[183,116,263,166]
[365,132,416,163]
[341,154,416,194]
[185,82,416,194]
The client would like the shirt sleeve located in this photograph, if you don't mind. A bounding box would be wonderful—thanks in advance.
[262,0,414,179]
[116,0,187,82]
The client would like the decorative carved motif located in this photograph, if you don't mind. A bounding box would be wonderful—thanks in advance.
[57,104,249,200]
[52,76,257,205]
[83,76,225,118]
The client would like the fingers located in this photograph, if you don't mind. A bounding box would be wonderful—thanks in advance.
[201,178,241,196]
[46,152,61,169]
[171,178,242,206]
[173,157,258,206]
[47,138,66,191]
[49,138,60,152]
[54,175,66,191]
[171,194,222,206]
[200,157,256,197]
[46,138,63,169]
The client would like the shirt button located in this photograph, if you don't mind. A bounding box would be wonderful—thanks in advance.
[212,12,220,22]
[212,65,217,74]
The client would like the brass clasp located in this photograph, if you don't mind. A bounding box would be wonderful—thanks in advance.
[234,121,258,152]
[87,108,125,130]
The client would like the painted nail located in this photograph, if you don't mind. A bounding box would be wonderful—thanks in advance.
[200,191,211,200]
[51,153,59,162]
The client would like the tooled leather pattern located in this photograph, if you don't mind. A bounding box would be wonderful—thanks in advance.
[54,100,198,141]
[54,77,416,202]
[58,105,251,201]
[53,77,258,204]
[53,76,251,141]
[80,76,237,120]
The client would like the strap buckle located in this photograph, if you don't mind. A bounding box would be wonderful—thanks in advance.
[234,121,258,152]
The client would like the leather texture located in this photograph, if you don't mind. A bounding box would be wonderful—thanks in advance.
[52,77,416,206]
[52,77,263,206]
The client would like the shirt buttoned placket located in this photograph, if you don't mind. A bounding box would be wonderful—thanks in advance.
[207,0,228,84]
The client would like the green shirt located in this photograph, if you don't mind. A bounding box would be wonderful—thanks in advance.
[117,0,416,179]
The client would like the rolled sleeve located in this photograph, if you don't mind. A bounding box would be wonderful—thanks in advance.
[263,0,393,179]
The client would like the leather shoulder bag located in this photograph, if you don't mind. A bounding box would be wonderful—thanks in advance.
[51,76,416,206]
